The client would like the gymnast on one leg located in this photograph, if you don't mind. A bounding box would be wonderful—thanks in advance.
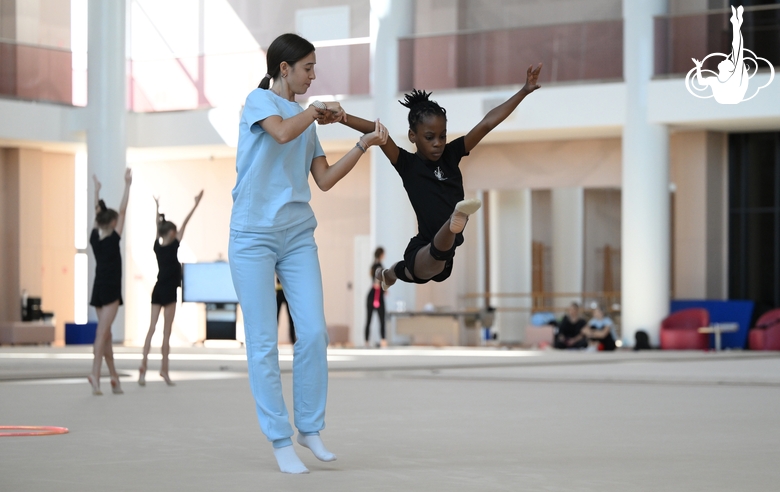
[139,190,203,386]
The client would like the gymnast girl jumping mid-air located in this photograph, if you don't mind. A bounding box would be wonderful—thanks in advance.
[138,190,203,387]
[88,170,132,396]
[338,63,542,289]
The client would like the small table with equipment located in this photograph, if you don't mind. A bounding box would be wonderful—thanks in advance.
[698,323,739,351]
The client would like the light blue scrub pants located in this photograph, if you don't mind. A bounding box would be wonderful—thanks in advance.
[228,216,329,449]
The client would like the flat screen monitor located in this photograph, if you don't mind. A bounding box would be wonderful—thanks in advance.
[182,262,238,303]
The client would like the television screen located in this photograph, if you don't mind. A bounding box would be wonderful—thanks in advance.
[182,262,239,303]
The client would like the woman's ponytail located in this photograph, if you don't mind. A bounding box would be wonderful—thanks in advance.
[258,73,272,90]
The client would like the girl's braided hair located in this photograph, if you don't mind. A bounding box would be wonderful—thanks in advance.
[399,89,446,132]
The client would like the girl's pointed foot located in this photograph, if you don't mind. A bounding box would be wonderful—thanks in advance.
[138,366,146,386]
[87,374,102,396]
[160,372,175,386]
[450,198,482,233]
[110,376,123,395]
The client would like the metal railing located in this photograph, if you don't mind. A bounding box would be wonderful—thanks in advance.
[398,19,623,92]
[460,291,621,314]
[0,40,74,106]
[128,40,370,112]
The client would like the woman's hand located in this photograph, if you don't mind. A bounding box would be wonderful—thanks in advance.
[93,174,101,192]
[522,63,543,94]
[124,168,133,184]
[194,190,204,205]
[316,102,347,125]
[360,119,388,148]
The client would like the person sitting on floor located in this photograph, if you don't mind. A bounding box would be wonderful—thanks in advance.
[581,305,617,351]
[554,302,588,349]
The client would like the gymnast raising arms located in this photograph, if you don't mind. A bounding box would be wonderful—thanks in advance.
[139,190,203,387]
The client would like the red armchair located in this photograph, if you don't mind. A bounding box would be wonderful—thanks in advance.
[748,309,780,351]
[660,308,710,350]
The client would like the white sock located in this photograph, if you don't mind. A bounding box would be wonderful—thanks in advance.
[273,445,309,474]
[450,198,482,233]
[297,433,337,462]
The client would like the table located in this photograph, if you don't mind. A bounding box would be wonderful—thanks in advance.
[698,323,739,351]
[0,321,55,345]
[387,310,486,346]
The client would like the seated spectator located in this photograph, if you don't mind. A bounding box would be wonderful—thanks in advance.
[554,303,588,349]
[582,306,617,351]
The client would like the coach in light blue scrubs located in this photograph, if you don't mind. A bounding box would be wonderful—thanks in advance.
[228,33,387,474]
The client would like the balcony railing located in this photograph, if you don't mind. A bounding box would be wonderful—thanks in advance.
[398,20,623,92]
[0,41,74,105]
[655,5,780,76]
[128,40,370,112]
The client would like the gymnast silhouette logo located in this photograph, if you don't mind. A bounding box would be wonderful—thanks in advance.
[685,5,774,104]
[434,166,447,181]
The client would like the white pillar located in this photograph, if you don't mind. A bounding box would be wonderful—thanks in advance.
[489,190,532,344]
[622,0,669,347]
[87,0,127,341]
[551,187,584,308]
[369,0,416,313]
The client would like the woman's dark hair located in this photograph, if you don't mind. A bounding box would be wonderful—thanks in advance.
[157,214,177,237]
[96,199,119,227]
[258,33,316,89]
[374,247,385,259]
[399,89,447,132]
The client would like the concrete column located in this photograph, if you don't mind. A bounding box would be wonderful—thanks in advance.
[551,187,584,308]
[489,190,532,344]
[87,0,126,341]
[369,0,416,313]
[622,0,670,347]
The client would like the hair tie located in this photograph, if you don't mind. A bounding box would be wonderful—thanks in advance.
[159,213,166,221]
[264,73,271,79]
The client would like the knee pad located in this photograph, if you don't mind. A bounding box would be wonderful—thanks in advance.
[429,243,455,262]
[394,262,413,283]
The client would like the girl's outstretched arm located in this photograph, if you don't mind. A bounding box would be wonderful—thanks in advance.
[92,174,102,228]
[340,114,400,165]
[311,119,388,191]
[464,63,542,153]
[177,190,204,242]
[153,196,162,237]
[115,168,132,236]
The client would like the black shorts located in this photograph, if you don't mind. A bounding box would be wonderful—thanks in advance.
[90,276,123,307]
[402,234,463,284]
[151,281,179,306]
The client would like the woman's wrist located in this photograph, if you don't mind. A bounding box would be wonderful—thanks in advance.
[356,138,368,153]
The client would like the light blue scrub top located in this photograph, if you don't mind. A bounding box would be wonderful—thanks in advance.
[230,88,325,232]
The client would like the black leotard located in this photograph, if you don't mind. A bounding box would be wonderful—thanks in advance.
[90,228,123,307]
[151,238,181,305]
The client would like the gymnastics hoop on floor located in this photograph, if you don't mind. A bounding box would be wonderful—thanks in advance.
[0,426,69,437]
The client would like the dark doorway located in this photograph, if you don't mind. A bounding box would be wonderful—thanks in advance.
[728,132,780,319]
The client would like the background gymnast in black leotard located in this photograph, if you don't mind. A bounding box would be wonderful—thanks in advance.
[88,170,132,396]
[139,190,203,386]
